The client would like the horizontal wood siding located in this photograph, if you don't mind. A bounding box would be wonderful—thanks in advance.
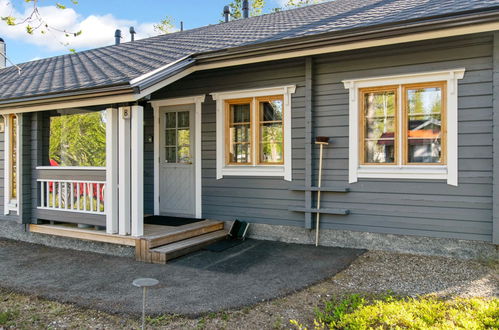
[153,58,307,226]
[151,33,494,242]
[310,34,493,242]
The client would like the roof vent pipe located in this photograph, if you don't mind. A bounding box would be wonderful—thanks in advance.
[0,38,5,69]
[114,29,122,45]
[242,0,249,19]
[129,26,136,42]
[180,21,184,31]
[223,5,230,22]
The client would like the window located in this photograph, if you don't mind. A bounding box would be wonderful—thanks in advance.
[343,69,465,186]
[359,83,445,166]
[225,96,284,166]
[48,109,106,167]
[212,85,296,181]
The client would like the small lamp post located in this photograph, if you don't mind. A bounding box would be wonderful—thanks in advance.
[133,278,159,330]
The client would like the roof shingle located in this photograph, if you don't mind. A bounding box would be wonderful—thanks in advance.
[0,0,498,101]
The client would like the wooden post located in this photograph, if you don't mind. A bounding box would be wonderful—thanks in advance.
[106,108,119,234]
[131,105,144,237]
[118,106,131,235]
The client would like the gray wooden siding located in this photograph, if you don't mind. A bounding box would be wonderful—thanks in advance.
[151,33,495,242]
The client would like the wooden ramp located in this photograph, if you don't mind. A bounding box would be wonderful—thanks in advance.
[135,220,228,264]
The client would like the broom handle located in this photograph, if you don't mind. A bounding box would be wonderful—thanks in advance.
[316,144,324,247]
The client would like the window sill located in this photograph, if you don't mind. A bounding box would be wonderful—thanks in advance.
[220,165,286,178]
[357,165,447,180]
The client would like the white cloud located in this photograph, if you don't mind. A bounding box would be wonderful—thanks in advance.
[0,0,166,52]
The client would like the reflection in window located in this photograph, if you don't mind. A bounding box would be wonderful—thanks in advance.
[362,89,396,164]
[49,110,106,167]
[407,87,442,163]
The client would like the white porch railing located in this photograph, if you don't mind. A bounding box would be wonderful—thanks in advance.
[38,179,106,215]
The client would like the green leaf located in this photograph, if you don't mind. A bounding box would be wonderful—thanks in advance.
[74,30,82,37]
[56,3,67,9]
[26,25,34,34]
[69,48,76,54]
[71,0,79,4]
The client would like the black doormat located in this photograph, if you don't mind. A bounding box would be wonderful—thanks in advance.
[144,216,204,227]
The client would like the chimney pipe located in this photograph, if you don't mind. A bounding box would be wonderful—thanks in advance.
[180,21,184,31]
[114,29,122,45]
[223,5,230,22]
[0,38,5,69]
[129,26,136,42]
[242,0,249,19]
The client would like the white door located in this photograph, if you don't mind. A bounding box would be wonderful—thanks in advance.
[159,104,196,217]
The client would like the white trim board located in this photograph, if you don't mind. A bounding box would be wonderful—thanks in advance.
[150,95,205,218]
[343,68,465,186]
[211,85,296,181]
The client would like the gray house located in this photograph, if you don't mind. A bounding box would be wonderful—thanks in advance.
[0,0,498,261]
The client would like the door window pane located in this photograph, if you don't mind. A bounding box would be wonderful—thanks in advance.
[165,112,176,128]
[165,147,176,163]
[362,90,396,164]
[406,86,442,163]
[178,111,189,128]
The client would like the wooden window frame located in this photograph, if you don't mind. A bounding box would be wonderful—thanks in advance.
[359,86,399,166]
[224,95,285,166]
[402,81,447,166]
[225,98,253,165]
[359,82,447,167]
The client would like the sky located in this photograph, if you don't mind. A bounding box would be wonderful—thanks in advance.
[0,0,287,65]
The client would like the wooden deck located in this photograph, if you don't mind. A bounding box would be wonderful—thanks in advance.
[29,220,228,263]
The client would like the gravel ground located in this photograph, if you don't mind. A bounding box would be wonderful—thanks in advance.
[1,249,497,329]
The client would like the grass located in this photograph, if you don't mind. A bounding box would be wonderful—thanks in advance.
[291,294,499,329]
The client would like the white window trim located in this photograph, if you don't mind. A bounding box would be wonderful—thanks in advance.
[150,95,205,218]
[343,68,465,186]
[211,85,296,181]
[3,114,21,215]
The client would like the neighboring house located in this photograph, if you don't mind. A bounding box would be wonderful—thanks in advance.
[0,0,498,259]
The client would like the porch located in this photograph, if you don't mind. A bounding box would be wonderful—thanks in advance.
[29,218,227,263]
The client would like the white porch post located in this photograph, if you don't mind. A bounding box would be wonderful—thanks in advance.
[118,107,131,235]
[131,105,144,237]
[3,114,11,215]
[105,108,119,234]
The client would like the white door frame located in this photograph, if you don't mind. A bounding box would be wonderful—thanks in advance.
[150,95,205,218]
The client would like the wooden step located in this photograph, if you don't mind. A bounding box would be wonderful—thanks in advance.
[146,220,224,248]
[149,230,228,264]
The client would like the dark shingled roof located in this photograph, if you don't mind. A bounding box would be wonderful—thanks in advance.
[0,0,498,102]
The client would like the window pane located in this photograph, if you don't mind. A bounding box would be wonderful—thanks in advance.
[261,142,283,163]
[178,146,191,163]
[261,123,283,143]
[165,129,176,146]
[232,125,250,143]
[231,104,250,123]
[260,100,283,121]
[178,129,190,146]
[165,147,176,163]
[178,111,189,128]
[231,143,251,163]
[49,110,106,167]
[407,87,443,163]
[165,112,176,128]
[365,140,395,163]
[363,90,396,164]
